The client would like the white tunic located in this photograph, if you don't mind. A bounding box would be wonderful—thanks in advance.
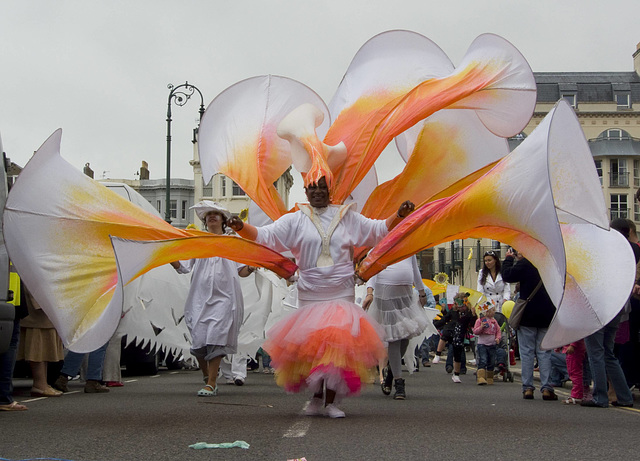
[176,257,244,351]
[255,204,388,302]
[366,256,426,289]
[477,269,511,312]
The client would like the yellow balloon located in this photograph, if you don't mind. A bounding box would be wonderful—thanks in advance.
[502,300,515,319]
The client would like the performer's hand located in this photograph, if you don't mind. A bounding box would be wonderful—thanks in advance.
[362,293,373,310]
[397,201,415,218]
[170,261,180,269]
[229,216,244,231]
[565,345,575,355]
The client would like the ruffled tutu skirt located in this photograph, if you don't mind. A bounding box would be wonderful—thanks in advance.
[263,298,385,399]
[367,284,430,342]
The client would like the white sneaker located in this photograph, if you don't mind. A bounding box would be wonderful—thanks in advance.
[467,359,477,366]
[452,375,461,383]
[324,404,346,418]
[303,397,323,416]
[432,355,441,364]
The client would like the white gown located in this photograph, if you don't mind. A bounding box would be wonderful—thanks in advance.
[176,257,244,355]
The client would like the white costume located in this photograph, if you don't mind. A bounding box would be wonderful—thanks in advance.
[175,257,244,358]
[477,270,511,313]
[257,203,388,398]
[366,256,430,342]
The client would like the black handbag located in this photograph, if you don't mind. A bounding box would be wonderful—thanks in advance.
[509,280,543,330]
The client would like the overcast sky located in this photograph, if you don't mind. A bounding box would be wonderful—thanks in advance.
[2,0,639,205]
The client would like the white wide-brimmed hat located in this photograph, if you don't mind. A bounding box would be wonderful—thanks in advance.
[191,200,231,222]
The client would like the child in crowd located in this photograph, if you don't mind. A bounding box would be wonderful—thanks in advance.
[472,301,501,385]
[562,339,588,404]
[433,293,476,383]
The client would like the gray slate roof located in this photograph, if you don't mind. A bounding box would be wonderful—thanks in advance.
[534,72,640,103]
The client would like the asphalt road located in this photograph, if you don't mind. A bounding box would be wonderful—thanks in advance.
[1,363,639,461]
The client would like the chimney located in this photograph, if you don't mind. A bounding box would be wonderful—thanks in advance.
[140,161,149,180]
[634,42,640,77]
[83,162,94,179]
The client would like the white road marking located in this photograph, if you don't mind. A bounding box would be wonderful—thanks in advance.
[283,420,311,438]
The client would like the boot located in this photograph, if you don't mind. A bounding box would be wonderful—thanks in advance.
[84,380,110,394]
[393,378,406,400]
[487,370,494,385]
[381,365,393,395]
[53,374,69,393]
[476,369,487,385]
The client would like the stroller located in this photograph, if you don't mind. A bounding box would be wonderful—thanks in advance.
[493,312,515,382]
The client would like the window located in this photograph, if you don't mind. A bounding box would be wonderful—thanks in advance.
[611,194,628,219]
[606,129,623,140]
[635,202,640,222]
[181,200,187,220]
[170,200,177,219]
[635,160,640,188]
[232,181,245,196]
[221,176,226,196]
[594,160,603,185]
[561,93,576,108]
[156,200,162,213]
[616,93,631,109]
[610,158,629,187]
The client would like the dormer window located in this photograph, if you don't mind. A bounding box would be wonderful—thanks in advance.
[616,92,631,109]
[561,93,576,108]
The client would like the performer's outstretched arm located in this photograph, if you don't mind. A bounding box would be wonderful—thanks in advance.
[386,200,415,230]
[229,216,258,240]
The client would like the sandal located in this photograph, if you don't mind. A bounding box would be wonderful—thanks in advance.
[562,397,581,405]
[0,401,28,411]
[197,384,218,397]
[202,375,208,384]
[30,386,63,397]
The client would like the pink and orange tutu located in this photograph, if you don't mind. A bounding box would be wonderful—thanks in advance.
[263,298,386,399]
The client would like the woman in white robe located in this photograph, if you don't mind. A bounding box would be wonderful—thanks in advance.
[171,201,254,397]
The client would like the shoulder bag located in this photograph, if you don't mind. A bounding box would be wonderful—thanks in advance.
[509,280,543,330]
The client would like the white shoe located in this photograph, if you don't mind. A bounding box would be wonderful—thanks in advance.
[452,375,461,383]
[303,397,323,416]
[225,378,235,385]
[324,404,346,418]
[432,355,441,364]
[467,359,477,366]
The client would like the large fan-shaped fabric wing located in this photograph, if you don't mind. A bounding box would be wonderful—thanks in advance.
[325,32,536,204]
[198,75,329,221]
[3,130,297,352]
[357,101,635,349]
[361,110,509,219]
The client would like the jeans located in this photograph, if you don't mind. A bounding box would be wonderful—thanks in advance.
[477,344,497,370]
[0,319,20,404]
[61,342,108,381]
[517,326,552,392]
[550,351,569,385]
[418,334,439,362]
[584,313,633,406]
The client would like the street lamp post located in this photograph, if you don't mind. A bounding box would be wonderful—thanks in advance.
[165,81,205,223]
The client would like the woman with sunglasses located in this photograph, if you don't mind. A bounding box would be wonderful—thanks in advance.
[477,250,511,313]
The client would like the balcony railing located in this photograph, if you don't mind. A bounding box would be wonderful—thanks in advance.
[610,172,630,187]
[610,208,630,220]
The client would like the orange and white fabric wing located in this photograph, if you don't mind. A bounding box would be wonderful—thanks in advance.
[325,31,536,204]
[198,75,329,221]
[3,130,297,352]
[357,101,635,349]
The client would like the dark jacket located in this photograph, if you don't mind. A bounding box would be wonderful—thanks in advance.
[501,256,555,329]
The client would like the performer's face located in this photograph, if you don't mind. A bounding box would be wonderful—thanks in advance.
[305,177,330,208]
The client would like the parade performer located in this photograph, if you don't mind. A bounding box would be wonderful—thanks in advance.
[229,173,414,418]
[171,201,255,397]
[362,255,429,400]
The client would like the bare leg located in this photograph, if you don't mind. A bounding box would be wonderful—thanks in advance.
[205,356,223,388]
[29,361,48,391]
[196,357,208,381]
[453,361,461,374]
[436,339,446,354]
